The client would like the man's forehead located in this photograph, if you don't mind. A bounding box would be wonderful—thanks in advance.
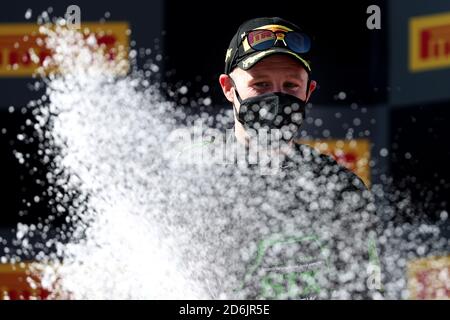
[254,54,305,66]
[231,55,307,77]
[247,56,307,75]
[232,69,306,85]
[249,71,305,79]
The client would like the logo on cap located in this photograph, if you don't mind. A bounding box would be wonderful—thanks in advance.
[225,48,233,62]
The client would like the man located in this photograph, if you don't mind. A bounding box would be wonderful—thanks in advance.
[219,17,367,191]
[215,17,379,299]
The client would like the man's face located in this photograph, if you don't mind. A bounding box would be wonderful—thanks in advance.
[220,54,316,114]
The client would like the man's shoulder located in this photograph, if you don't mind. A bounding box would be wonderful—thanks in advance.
[289,142,368,193]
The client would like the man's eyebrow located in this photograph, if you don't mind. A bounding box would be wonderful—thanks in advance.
[248,72,305,81]
[285,75,305,81]
[248,73,271,79]
[250,71,303,80]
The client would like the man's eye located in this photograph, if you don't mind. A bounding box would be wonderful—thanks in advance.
[284,82,300,89]
[253,82,270,89]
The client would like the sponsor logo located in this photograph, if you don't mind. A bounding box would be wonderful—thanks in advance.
[297,139,371,187]
[409,12,450,72]
[0,263,50,300]
[0,22,129,77]
[236,234,330,299]
[407,255,450,299]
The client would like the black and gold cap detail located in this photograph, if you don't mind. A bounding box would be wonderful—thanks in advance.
[224,17,312,75]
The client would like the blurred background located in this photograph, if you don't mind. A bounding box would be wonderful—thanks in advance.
[0,0,448,299]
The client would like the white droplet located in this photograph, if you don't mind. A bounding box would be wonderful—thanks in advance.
[203,97,212,106]
[150,64,159,72]
[379,148,389,157]
[338,91,346,100]
[129,50,137,59]
[178,86,188,95]
[25,9,32,20]
[314,118,323,127]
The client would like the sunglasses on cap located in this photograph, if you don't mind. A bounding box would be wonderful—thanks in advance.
[244,29,311,53]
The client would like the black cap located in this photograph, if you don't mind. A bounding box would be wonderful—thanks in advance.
[224,17,312,75]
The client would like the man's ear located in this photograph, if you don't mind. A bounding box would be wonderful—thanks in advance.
[306,80,317,102]
[219,74,234,103]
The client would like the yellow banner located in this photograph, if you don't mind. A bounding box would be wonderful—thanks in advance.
[0,22,129,77]
[0,262,49,300]
[407,255,450,299]
[298,138,371,188]
[409,12,450,72]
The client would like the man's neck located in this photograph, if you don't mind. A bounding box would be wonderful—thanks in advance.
[234,123,249,146]
[233,125,297,157]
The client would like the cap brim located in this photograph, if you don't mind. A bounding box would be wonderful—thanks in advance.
[237,48,311,73]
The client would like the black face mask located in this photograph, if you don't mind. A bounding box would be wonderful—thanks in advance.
[231,83,307,140]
